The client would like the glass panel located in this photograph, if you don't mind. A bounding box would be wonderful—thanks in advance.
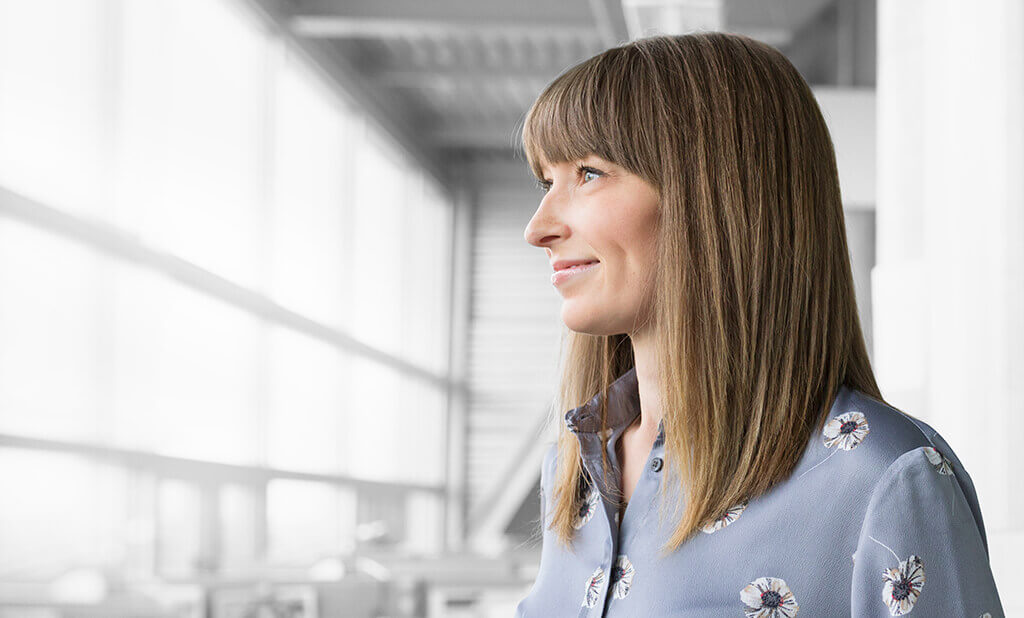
[345,356,400,482]
[0,0,111,217]
[156,478,202,577]
[110,261,262,465]
[269,45,352,328]
[395,373,447,486]
[0,0,453,592]
[349,128,405,358]
[114,0,268,288]
[219,483,259,572]
[0,449,127,580]
[424,180,454,374]
[345,356,445,485]
[401,174,453,375]
[0,219,104,442]
[267,479,341,566]
[338,485,357,555]
[266,325,347,474]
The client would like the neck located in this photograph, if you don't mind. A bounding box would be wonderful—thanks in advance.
[628,327,664,437]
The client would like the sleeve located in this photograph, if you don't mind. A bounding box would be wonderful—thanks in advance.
[514,443,559,618]
[539,442,556,524]
[851,445,1005,617]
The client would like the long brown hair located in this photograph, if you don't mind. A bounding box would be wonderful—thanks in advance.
[518,32,890,558]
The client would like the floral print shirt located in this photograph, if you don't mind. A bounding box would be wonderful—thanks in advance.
[513,367,1005,617]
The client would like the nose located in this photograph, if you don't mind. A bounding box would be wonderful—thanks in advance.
[524,194,566,248]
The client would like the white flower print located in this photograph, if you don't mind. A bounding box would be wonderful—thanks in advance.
[740,576,800,618]
[701,500,748,534]
[881,554,925,615]
[798,411,871,480]
[581,566,604,608]
[610,554,635,599]
[923,446,953,475]
[868,535,926,616]
[823,411,870,450]
[573,485,601,529]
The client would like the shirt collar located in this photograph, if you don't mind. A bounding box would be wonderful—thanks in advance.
[564,366,642,434]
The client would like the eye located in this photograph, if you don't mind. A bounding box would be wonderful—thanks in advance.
[579,165,603,184]
[535,164,604,194]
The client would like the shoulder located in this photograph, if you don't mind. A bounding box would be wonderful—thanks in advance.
[816,385,987,539]
[787,384,982,519]
[820,384,957,481]
[839,392,1002,614]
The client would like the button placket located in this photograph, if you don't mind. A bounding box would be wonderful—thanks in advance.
[569,398,663,614]
[613,444,665,570]
[602,443,665,617]
[602,454,667,613]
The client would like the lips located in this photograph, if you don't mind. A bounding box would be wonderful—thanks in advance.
[551,260,601,287]
[552,259,600,271]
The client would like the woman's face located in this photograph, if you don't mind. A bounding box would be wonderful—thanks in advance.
[524,153,660,336]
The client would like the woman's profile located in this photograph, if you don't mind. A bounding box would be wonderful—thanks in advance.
[514,32,1004,616]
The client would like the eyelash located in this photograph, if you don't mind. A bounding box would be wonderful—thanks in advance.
[536,164,603,193]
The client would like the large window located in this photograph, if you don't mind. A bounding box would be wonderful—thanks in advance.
[0,0,452,588]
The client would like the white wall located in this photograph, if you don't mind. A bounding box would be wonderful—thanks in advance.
[875,0,1024,609]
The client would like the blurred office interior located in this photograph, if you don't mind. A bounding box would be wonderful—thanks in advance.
[0,0,1020,616]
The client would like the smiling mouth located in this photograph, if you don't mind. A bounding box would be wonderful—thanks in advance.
[551,261,600,286]
[553,259,600,271]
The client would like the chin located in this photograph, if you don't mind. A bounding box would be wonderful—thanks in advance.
[560,301,618,336]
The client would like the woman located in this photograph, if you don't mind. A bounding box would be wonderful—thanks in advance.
[514,32,1004,616]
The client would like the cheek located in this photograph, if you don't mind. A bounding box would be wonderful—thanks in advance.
[620,220,659,273]
[619,224,659,305]
[587,193,659,279]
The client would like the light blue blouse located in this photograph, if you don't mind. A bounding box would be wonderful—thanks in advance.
[514,367,1005,616]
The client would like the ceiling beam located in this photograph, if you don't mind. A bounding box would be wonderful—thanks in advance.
[289,0,598,39]
[290,0,591,22]
[370,68,555,89]
[291,17,596,40]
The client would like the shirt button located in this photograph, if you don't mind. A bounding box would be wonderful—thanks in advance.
[650,457,663,472]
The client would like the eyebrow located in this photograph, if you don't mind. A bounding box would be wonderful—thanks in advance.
[537,156,594,177]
